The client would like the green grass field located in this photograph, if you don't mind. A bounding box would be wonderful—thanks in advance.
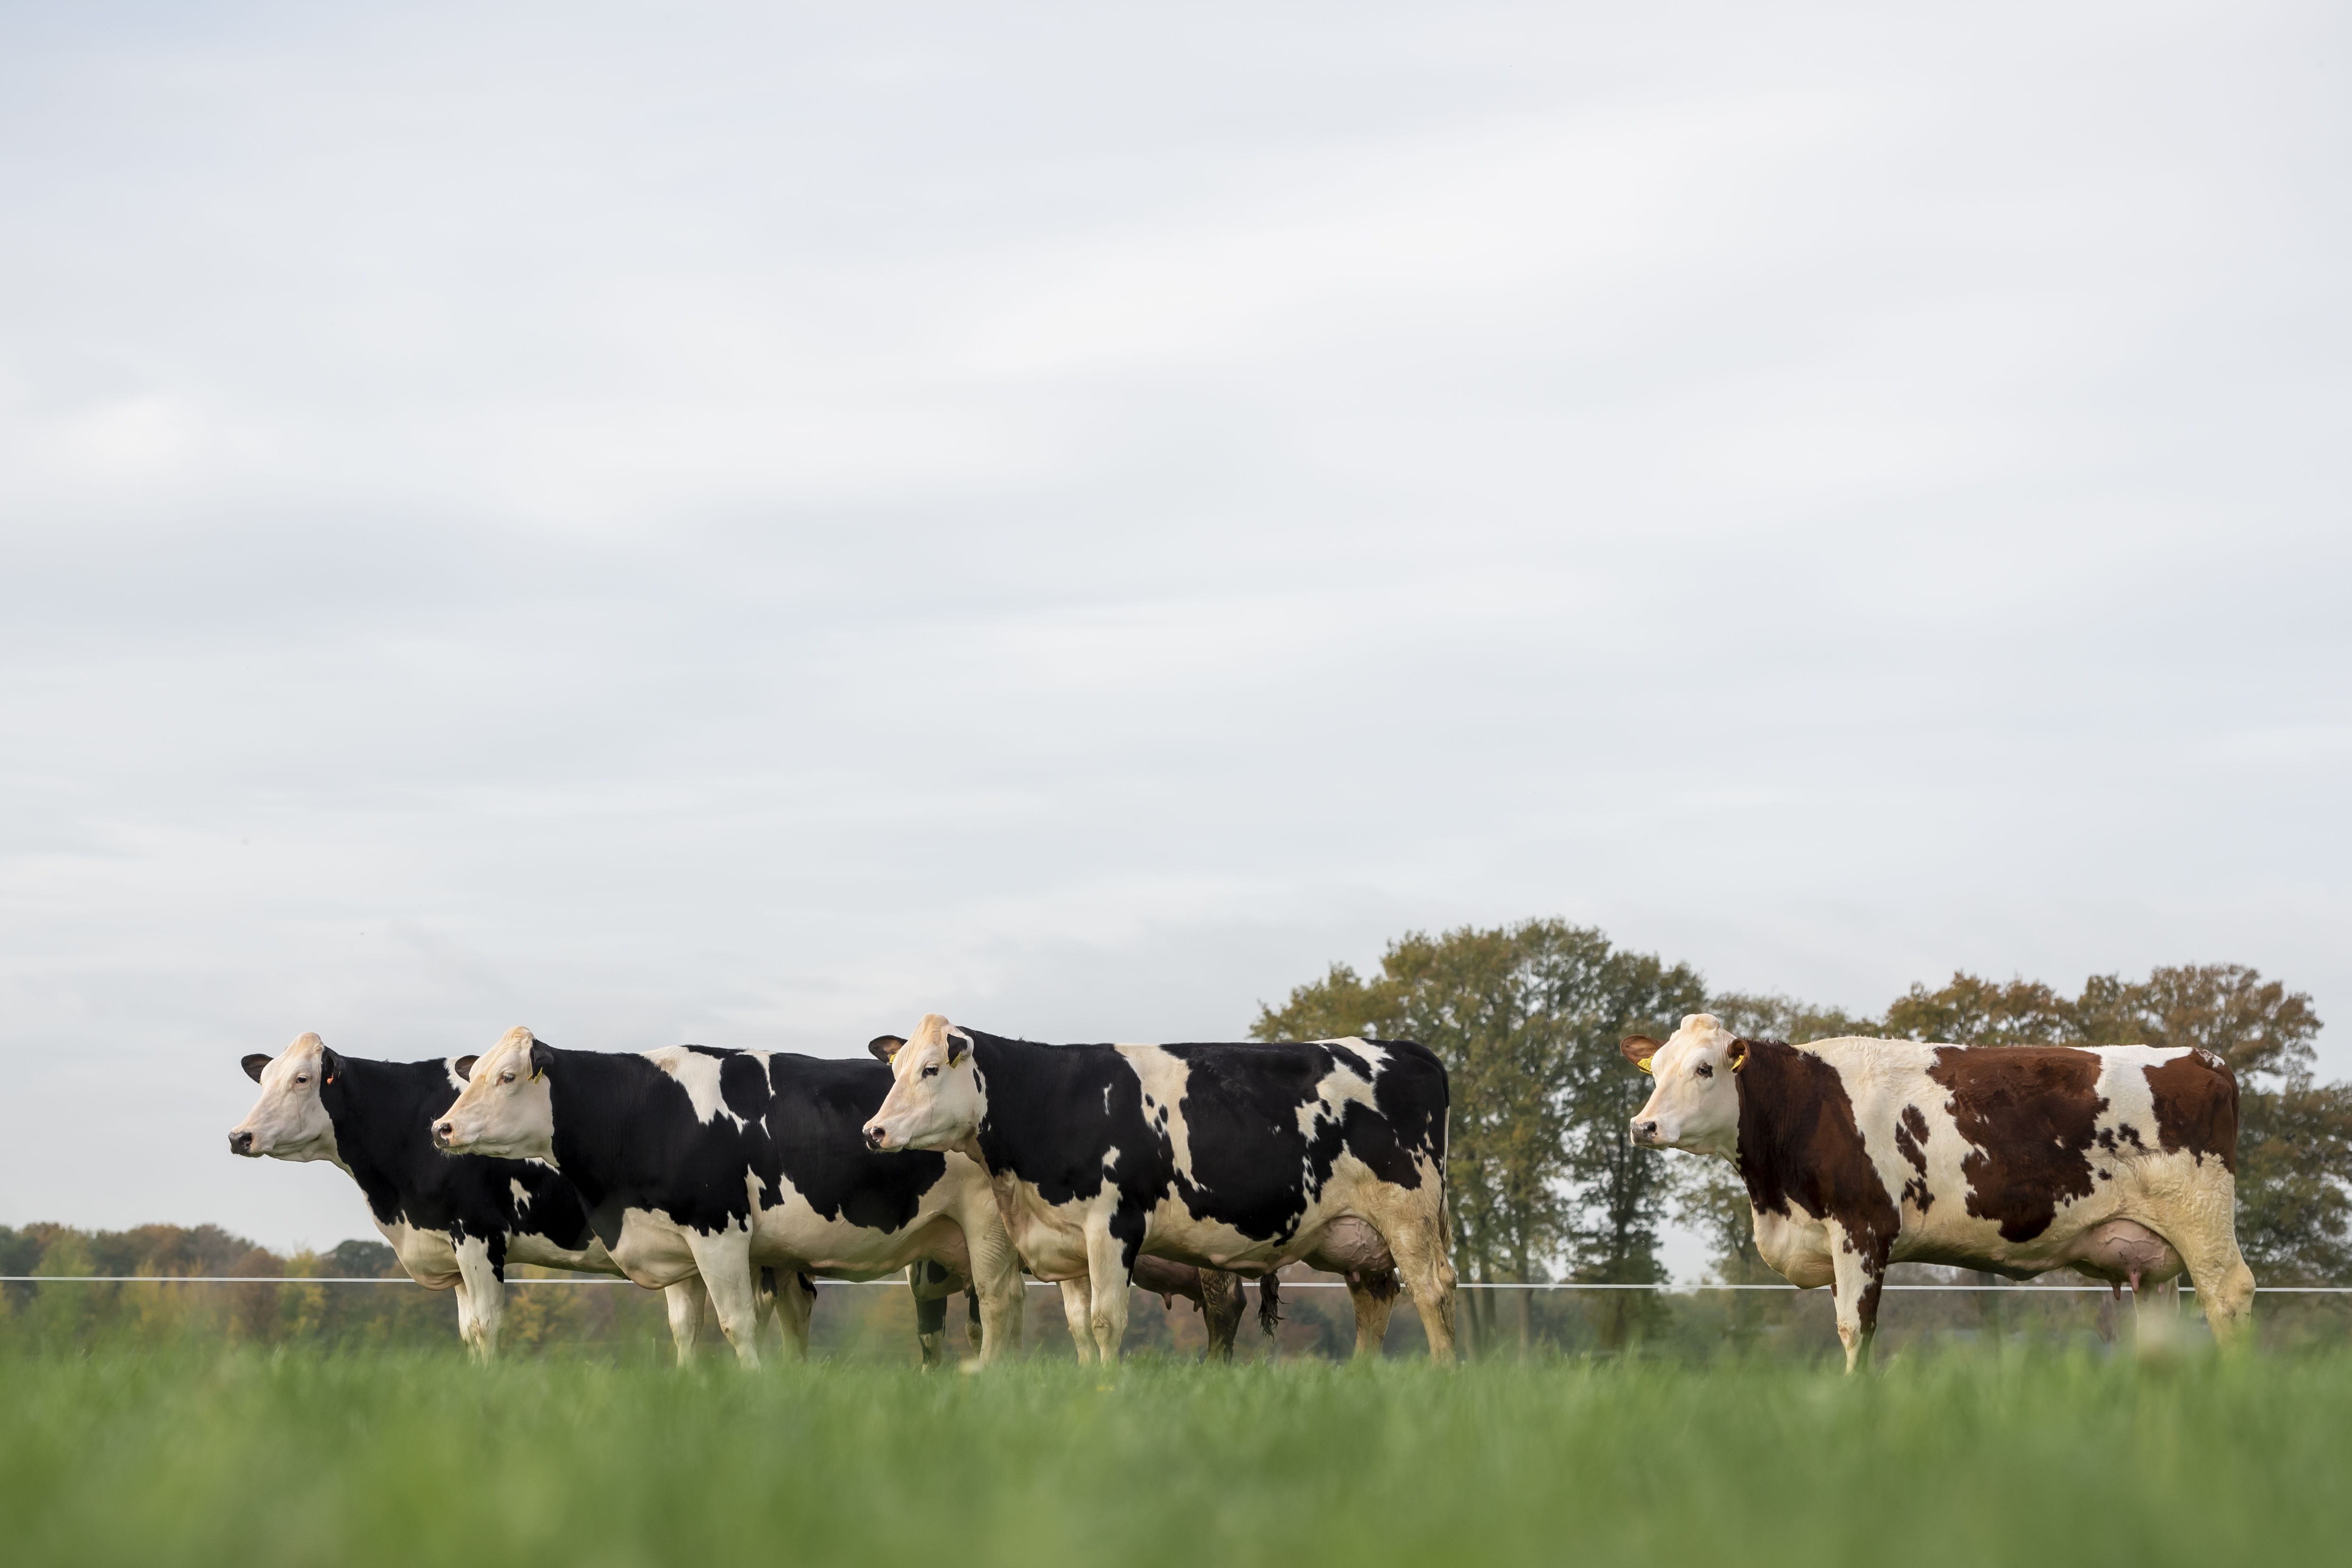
[5,1348,2345,1567]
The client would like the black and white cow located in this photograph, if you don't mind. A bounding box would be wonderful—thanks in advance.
[431,1028,1024,1367]
[860,1015,1455,1362]
[227,1031,775,1363]
[868,1033,1269,1362]
[1625,1013,2258,1371]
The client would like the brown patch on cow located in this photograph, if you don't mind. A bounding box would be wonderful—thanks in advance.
[1734,1039,1899,1274]
[2144,1052,2239,1174]
[1926,1047,2105,1244]
[1893,1104,1933,1213]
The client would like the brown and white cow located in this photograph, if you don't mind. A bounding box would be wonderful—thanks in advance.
[1624,1013,2255,1371]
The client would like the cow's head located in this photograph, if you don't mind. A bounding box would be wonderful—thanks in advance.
[228,1033,344,1162]
[431,1027,555,1159]
[1625,1013,1746,1158]
[862,1014,981,1154]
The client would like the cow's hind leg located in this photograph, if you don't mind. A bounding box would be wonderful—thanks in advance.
[1058,1279,1097,1364]
[915,1284,948,1367]
[1344,1270,1399,1360]
[768,1270,815,1361]
[1376,1197,1458,1364]
[2180,1232,2256,1352]
[663,1277,710,1367]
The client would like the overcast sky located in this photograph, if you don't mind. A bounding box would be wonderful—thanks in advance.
[4,2,2346,1268]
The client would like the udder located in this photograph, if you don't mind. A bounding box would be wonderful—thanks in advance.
[1301,1216,1395,1277]
[2065,1219,2184,1288]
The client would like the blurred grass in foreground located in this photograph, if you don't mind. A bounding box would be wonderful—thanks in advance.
[4,1349,2344,1567]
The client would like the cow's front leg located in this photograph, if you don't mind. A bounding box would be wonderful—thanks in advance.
[680,1227,762,1369]
[453,1239,503,1364]
[1057,1279,1096,1364]
[954,1202,1027,1364]
[1827,1237,1887,1374]
[663,1277,709,1367]
[1083,1221,1135,1363]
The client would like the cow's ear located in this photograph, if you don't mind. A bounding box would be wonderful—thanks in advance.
[241,1054,271,1084]
[529,1039,554,1080]
[867,1035,906,1064]
[1726,1040,1749,1073]
[1620,1035,1661,1074]
[453,1056,479,1083]
[945,1029,972,1066]
[319,1046,342,1085]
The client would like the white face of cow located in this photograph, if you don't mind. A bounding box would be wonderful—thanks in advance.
[862,1014,983,1154]
[228,1033,343,1163]
[431,1027,555,1160]
[1626,1013,1746,1159]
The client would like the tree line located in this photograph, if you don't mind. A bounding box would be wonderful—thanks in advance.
[1252,920,2351,1354]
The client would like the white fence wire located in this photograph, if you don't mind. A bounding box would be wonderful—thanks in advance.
[7,1276,2347,1293]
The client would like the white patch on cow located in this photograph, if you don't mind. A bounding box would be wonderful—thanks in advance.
[2092,1048,2178,1161]
[1294,1038,1386,1148]
[510,1178,532,1206]
[644,1045,761,1129]
[1119,1046,1196,1189]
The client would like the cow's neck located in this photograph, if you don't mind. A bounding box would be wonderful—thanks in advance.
[542,1048,650,1211]
[967,1033,1039,1175]
[321,1056,443,1223]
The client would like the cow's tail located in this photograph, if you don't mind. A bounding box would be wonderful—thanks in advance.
[1257,1275,1282,1338]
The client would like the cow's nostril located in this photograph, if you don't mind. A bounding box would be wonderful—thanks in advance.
[863,1127,885,1152]
[228,1131,251,1154]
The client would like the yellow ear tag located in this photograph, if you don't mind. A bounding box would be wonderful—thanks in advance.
[1731,1052,1747,1072]
[1636,1057,1655,1076]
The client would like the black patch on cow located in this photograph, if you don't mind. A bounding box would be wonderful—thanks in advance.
[2145,1052,2239,1174]
[1733,1038,1899,1289]
[1893,1103,1933,1214]
[1927,1046,2105,1244]
[535,1046,951,1249]
[316,1055,599,1276]
[960,1031,1447,1263]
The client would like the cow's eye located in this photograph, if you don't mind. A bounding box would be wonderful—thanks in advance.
[1695,1064,1713,1079]
[500,1071,516,1084]
[294,1075,307,1085]
[921,1065,939,1079]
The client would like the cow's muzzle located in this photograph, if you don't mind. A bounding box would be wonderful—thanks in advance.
[228,1130,255,1156]
[862,1126,887,1152]
[1632,1120,1660,1146]
[432,1121,457,1150]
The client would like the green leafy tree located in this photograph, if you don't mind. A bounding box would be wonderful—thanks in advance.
[1253,919,1704,1351]
[1881,973,2079,1046]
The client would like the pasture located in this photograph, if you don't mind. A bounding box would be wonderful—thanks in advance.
[5,1346,2344,1567]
